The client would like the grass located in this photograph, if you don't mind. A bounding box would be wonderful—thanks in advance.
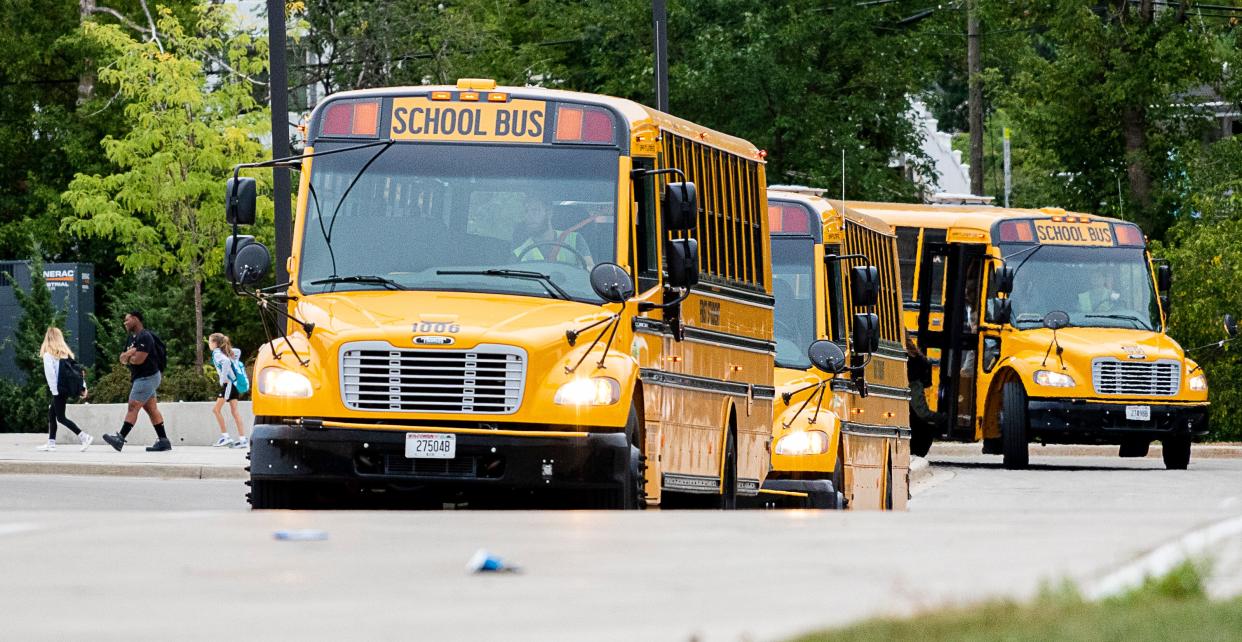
[790,562,1242,642]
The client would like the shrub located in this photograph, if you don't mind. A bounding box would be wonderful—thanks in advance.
[86,363,219,404]
[0,379,49,433]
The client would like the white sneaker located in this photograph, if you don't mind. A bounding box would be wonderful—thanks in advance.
[36,442,56,452]
[230,436,249,449]
[213,434,235,447]
[79,433,94,451]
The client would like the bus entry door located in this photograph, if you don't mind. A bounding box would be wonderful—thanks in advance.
[916,241,985,441]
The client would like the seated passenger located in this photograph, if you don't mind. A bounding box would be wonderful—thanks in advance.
[1077,271,1118,313]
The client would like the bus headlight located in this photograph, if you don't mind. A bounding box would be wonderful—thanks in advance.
[1188,373,1207,391]
[1033,370,1075,388]
[258,368,313,398]
[774,430,830,456]
[554,377,621,406]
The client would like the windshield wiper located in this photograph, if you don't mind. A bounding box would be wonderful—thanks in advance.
[436,269,571,300]
[310,274,407,290]
[1084,313,1148,329]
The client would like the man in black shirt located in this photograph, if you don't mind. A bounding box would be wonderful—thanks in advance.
[102,310,171,452]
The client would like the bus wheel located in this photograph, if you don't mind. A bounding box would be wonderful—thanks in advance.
[606,407,645,509]
[249,479,297,509]
[1162,436,1191,470]
[1000,381,1030,470]
[910,416,934,458]
[883,452,894,510]
[720,424,738,510]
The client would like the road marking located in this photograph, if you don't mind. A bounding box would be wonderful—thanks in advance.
[1084,513,1242,600]
[0,523,42,537]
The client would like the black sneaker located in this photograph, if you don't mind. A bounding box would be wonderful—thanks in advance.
[145,438,172,452]
[102,433,125,452]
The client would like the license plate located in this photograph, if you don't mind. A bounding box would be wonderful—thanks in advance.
[405,432,456,459]
[1125,405,1151,422]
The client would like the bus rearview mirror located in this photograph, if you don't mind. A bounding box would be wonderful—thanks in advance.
[1157,264,1172,292]
[226,177,257,225]
[808,340,847,374]
[1225,314,1238,338]
[852,312,880,353]
[662,182,698,231]
[589,262,635,303]
[993,264,1015,295]
[1042,310,1070,330]
[666,238,699,289]
[849,265,879,307]
[224,235,270,285]
[988,297,1012,325]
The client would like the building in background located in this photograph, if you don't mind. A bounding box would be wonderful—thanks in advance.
[0,261,95,382]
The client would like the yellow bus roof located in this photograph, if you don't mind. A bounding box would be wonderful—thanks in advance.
[835,201,1130,236]
[321,83,764,161]
[767,189,894,236]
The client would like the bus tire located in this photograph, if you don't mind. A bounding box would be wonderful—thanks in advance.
[601,405,646,509]
[1000,381,1029,470]
[910,417,934,458]
[884,454,894,511]
[249,479,296,509]
[720,422,738,510]
[1162,436,1191,470]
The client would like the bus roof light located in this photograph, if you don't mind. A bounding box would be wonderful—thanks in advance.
[555,105,615,144]
[430,91,451,101]
[487,92,509,102]
[768,204,810,234]
[1113,223,1145,246]
[998,220,1034,242]
[459,92,480,102]
[456,78,497,90]
[321,99,380,137]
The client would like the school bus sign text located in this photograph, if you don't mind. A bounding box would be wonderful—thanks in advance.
[390,97,545,143]
[1033,220,1114,246]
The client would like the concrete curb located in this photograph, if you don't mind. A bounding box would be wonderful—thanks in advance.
[0,460,246,480]
[930,443,1242,459]
[910,457,930,486]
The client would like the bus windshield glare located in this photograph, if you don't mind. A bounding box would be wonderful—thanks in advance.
[298,141,619,302]
[1001,244,1160,331]
[771,236,817,369]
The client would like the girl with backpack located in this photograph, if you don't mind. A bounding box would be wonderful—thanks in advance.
[209,333,249,448]
[37,327,92,451]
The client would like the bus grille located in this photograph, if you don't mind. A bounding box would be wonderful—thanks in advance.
[340,343,526,414]
[1091,358,1180,396]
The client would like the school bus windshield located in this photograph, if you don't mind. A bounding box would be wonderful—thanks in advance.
[1002,244,1160,331]
[771,236,816,369]
[298,141,618,302]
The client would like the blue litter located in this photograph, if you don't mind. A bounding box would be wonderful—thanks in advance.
[466,548,520,573]
[274,529,329,541]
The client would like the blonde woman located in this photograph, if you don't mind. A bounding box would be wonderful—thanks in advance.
[209,333,248,448]
[38,327,92,451]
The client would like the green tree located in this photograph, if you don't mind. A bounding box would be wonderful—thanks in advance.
[61,4,271,367]
[0,253,65,432]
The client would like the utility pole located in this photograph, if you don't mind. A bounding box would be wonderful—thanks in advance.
[1002,127,1011,208]
[652,0,669,112]
[967,0,984,197]
[268,0,292,285]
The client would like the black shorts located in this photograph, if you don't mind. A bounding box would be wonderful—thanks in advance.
[218,382,241,401]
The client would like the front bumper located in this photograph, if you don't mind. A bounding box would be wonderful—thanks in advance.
[249,423,629,496]
[754,479,841,509]
[1026,399,1208,444]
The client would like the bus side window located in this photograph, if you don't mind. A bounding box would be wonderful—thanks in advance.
[896,226,919,304]
[924,228,948,306]
[824,244,846,342]
[633,158,660,293]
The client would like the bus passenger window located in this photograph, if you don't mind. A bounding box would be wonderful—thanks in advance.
[896,226,919,303]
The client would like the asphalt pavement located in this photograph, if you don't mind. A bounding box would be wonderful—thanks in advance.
[1,447,1239,641]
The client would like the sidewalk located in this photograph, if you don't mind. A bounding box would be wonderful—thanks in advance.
[930,441,1242,458]
[0,433,247,479]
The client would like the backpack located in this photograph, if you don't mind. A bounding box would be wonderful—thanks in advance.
[148,331,167,372]
[57,357,86,396]
[230,358,250,395]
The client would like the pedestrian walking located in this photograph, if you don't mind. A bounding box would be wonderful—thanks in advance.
[208,333,249,449]
[36,327,92,452]
[102,310,171,452]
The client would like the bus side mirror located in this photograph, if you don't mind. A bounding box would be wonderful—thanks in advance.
[662,182,698,231]
[666,238,699,289]
[1157,264,1172,292]
[988,297,1012,325]
[852,312,880,353]
[849,265,879,307]
[808,340,847,374]
[993,264,1015,295]
[226,177,257,225]
[589,262,635,303]
[224,235,270,285]
[1225,313,1238,338]
[1160,295,1170,317]
[1042,310,1070,330]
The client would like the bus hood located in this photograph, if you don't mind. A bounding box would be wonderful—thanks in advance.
[292,290,610,348]
[1020,326,1184,362]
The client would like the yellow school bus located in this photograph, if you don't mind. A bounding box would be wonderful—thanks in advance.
[857,202,1209,469]
[222,79,775,508]
[762,189,911,510]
